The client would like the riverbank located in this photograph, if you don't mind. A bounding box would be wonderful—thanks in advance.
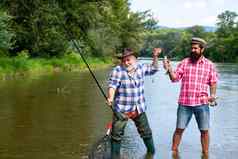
[0,52,112,80]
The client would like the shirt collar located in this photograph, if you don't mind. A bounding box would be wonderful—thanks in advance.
[189,56,205,64]
[198,56,205,64]
[121,62,139,71]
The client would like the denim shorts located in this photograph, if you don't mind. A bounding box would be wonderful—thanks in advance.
[176,104,210,130]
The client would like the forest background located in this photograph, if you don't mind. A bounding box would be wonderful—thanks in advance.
[0,0,237,78]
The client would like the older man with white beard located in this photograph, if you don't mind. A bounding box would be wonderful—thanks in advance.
[107,48,161,158]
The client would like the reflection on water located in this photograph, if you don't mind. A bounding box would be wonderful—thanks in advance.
[0,62,237,159]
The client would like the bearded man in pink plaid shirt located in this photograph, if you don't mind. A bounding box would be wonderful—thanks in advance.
[163,37,218,157]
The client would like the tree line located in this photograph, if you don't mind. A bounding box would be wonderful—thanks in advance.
[0,1,237,63]
[141,10,238,63]
[0,0,153,58]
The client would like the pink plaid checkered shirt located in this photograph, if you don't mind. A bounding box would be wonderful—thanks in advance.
[172,57,218,106]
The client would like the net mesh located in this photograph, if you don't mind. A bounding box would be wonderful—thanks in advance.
[88,135,111,159]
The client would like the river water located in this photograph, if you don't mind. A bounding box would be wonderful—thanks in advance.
[0,60,237,159]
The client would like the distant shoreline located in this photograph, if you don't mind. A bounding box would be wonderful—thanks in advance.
[138,57,177,60]
[0,55,111,80]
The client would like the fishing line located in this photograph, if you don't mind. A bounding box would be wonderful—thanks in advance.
[37,6,106,98]
[39,5,127,120]
[62,23,107,99]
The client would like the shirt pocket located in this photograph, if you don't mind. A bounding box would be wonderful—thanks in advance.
[197,68,209,84]
[183,66,191,81]
[120,79,130,88]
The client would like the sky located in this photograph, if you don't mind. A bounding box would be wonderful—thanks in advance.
[130,0,238,28]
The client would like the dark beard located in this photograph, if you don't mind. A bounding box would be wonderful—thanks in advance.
[190,52,201,63]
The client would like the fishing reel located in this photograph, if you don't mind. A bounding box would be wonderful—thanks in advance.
[209,96,218,107]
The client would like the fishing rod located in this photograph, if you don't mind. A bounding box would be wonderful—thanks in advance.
[61,24,107,99]
[37,6,107,98]
[157,41,177,73]
[40,6,127,120]
[62,24,127,120]
[163,46,177,59]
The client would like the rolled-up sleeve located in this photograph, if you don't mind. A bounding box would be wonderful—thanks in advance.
[172,62,184,82]
[142,63,159,76]
[108,67,121,89]
[209,64,218,85]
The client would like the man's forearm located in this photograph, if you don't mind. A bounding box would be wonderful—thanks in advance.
[167,67,177,81]
[152,56,158,69]
[210,83,217,96]
[107,87,116,101]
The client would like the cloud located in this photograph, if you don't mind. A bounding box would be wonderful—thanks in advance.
[201,16,218,25]
[183,1,207,9]
[196,1,207,8]
[211,0,225,6]
[174,19,195,27]
[184,1,193,9]
[172,15,217,27]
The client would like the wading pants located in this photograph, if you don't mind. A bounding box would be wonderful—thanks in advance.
[111,112,155,158]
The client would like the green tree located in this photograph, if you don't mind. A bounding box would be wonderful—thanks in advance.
[216,10,237,37]
[0,10,14,56]
[1,0,151,58]
[214,10,238,62]
[186,25,206,38]
[1,0,68,57]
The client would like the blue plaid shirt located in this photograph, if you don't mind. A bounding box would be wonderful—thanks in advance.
[108,63,158,114]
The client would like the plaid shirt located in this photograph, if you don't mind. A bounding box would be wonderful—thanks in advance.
[172,57,218,106]
[108,63,158,114]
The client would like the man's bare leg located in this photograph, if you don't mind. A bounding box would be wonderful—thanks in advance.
[172,128,184,152]
[201,130,209,156]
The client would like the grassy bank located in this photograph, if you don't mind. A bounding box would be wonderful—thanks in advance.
[0,51,111,80]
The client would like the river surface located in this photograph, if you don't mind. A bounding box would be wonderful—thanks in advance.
[0,60,237,159]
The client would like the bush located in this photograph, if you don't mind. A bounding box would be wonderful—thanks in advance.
[64,51,82,64]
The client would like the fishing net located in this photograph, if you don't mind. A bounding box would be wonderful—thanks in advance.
[88,123,112,159]
[88,135,111,159]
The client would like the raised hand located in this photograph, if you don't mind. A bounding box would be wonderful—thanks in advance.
[163,58,171,71]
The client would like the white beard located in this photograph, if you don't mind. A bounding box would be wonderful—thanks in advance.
[126,65,135,72]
